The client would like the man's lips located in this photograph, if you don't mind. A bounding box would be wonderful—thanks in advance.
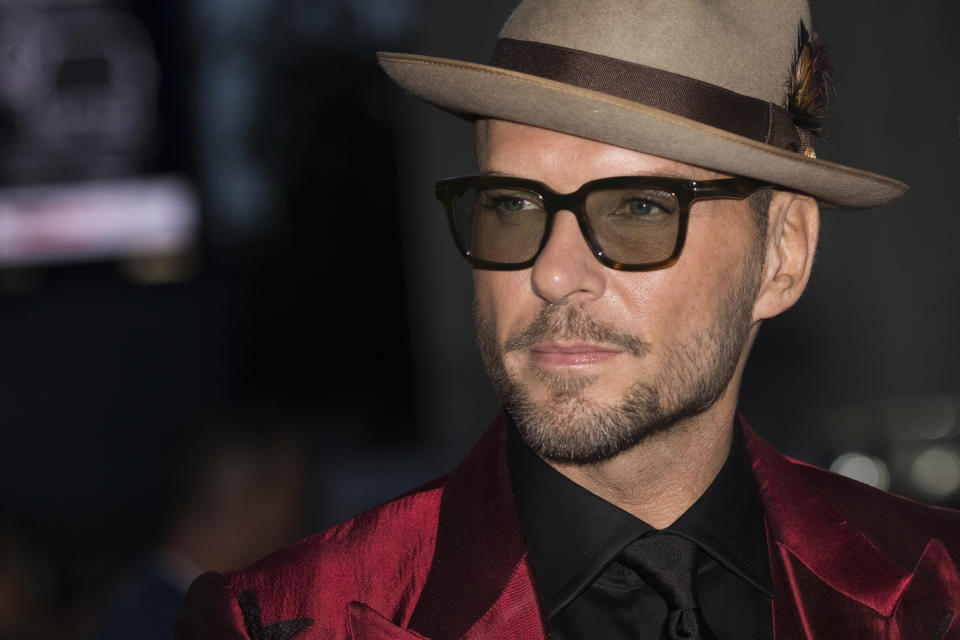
[528,342,623,367]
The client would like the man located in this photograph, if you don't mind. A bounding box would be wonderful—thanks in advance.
[176,0,960,638]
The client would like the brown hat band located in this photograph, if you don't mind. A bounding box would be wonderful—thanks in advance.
[490,38,803,152]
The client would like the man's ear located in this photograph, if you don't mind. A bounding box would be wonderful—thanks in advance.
[752,191,820,321]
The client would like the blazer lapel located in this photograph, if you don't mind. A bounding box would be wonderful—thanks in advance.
[406,414,546,640]
[767,539,904,639]
[348,602,429,640]
[743,420,960,639]
[460,559,547,640]
[347,560,547,640]
[889,540,960,639]
[767,539,960,640]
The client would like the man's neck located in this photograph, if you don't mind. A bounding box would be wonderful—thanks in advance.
[547,399,737,529]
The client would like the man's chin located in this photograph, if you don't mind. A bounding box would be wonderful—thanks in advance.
[504,381,668,465]
[522,366,650,409]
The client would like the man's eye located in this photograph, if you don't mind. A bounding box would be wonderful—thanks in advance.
[625,199,666,217]
[495,197,538,212]
[479,191,542,214]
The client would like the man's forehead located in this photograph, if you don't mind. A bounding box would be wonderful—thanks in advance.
[476,119,731,184]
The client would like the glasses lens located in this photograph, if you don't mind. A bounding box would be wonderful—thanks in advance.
[584,187,681,266]
[452,185,547,265]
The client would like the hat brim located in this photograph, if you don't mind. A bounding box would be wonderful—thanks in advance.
[378,52,908,210]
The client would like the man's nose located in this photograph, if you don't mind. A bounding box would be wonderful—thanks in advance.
[531,211,607,304]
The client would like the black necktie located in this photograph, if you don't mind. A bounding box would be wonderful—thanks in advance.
[618,533,716,640]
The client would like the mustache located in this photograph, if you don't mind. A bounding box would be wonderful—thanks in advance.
[503,305,649,357]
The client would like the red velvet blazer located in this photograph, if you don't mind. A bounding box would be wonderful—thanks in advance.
[176,415,960,639]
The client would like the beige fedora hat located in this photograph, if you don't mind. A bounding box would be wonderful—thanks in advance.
[378,0,907,209]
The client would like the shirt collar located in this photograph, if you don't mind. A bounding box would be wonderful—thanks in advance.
[506,420,772,618]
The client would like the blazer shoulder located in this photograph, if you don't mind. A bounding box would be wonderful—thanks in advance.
[746,424,960,576]
[176,571,248,639]
[239,480,444,583]
[790,455,960,557]
[176,480,447,639]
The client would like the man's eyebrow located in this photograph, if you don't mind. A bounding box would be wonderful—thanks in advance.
[633,169,686,179]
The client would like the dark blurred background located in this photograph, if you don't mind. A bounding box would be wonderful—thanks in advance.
[0,0,956,637]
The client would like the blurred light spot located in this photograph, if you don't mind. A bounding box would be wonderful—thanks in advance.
[889,395,955,441]
[830,453,890,491]
[0,176,198,267]
[911,447,960,499]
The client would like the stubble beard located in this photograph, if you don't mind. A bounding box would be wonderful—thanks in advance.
[474,246,764,465]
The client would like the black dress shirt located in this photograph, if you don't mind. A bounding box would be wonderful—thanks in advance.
[506,422,774,639]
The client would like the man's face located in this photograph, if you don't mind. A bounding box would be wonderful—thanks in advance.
[473,120,767,464]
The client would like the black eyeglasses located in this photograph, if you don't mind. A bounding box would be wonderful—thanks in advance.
[435,175,772,271]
